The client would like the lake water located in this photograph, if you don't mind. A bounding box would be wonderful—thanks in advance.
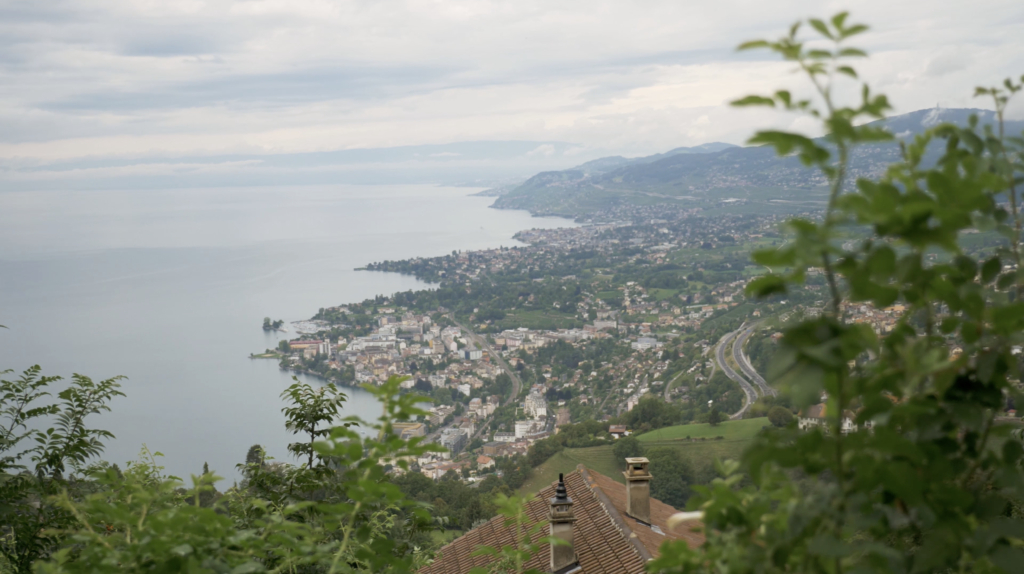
[0,185,574,479]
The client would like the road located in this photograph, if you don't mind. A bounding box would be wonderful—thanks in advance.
[733,326,776,398]
[449,315,523,407]
[714,326,757,419]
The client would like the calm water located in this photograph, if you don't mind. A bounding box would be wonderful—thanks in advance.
[0,185,574,479]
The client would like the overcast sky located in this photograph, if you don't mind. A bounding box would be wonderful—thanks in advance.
[2,0,1023,168]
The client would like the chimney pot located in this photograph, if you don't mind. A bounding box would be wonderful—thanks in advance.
[549,473,577,573]
[623,457,652,524]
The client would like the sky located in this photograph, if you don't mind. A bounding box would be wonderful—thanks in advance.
[2,0,1023,188]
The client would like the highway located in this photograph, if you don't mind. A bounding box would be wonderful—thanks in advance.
[714,326,757,419]
[733,326,776,398]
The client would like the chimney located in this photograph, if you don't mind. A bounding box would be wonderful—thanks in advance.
[623,457,652,524]
[549,473,577,573]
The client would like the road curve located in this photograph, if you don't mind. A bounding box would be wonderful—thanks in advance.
[733,326,776,398]
[714,327,757,419]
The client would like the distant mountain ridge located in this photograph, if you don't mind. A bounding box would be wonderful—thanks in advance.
[572,142,737,176]
[493,108,1024,219]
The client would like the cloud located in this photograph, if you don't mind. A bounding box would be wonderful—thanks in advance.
[0,0,1022,170]
[526,144,556,157]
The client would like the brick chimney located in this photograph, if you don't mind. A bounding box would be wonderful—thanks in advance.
[548,473,578,573]
[623,457,652,524]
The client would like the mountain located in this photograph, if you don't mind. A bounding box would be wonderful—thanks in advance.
[572,142,737,176]
[493,108,1024,219]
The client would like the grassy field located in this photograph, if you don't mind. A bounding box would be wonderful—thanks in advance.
[647,288,680,301]
[637,417,768,442]
[519,446,624,495]
[519,436,756,496]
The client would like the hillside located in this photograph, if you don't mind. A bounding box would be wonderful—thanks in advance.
[518,420,764,496]
[492,108,1024,218]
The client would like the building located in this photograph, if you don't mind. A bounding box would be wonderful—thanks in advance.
[428,405,455,425]
[476,455,495,470]
[798,403,858,434]
[524,391,548,418]
[515,419,542,439]
[392,422,426,439]
[493,432,515,443]
[421,459,704,574]
[482,442,507,457]
[289,340,330,355]
[631,337,663,351]
[462,349,483,361]
[609,425,630,439]
[440,428,467,455]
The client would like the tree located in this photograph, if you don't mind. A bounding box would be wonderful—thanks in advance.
[277,339,290,353]
[244,444,264,467]
[279,377,346,468]
[647,447,691,509]
[652,14,1024,574]
[707,406,722,426]
[767,405,793,428]
[611,436,644,465]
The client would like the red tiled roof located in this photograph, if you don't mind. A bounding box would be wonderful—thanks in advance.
[420,465,704,574]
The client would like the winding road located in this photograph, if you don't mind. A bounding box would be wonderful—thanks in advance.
[714,326,757,419]
[733,326,776,398]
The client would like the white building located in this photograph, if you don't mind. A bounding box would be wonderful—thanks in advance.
[514,419,542,439]
[524,391,548,418]
[631,337,663,351]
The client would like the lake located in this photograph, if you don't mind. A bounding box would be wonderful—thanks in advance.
[0,185,575,479]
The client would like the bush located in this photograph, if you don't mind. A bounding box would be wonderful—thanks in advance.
[767,405,794,427]
[651,13,1024,574]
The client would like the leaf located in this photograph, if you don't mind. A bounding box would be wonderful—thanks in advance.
[808,18,833,39]
[171,544,194,556]
[981,256,1001,283]
[841,24,868,38]
[838,47,867,57]
[836,66,858,79]
[746,275,788,298]
[731,95,776,108]
[737,40,769,51]
[831,11,849,30]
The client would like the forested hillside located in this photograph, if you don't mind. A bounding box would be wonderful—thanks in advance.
[493,108,1024,218]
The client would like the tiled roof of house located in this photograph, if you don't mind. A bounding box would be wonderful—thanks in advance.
[800,403,828,419]
[420,464,704,574]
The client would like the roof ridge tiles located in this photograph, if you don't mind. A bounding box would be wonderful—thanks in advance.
[575,464,653,563]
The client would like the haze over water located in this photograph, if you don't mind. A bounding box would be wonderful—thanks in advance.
[0,185,575,479]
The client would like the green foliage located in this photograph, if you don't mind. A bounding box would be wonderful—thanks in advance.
[707,406,722,427]
[646,447,693,509]
[0,367,124,574]
[42,376,439,573]
[612,436,644,464]
[652,14,1024,574]
[766,405,793,427]
[279,378,347,468]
